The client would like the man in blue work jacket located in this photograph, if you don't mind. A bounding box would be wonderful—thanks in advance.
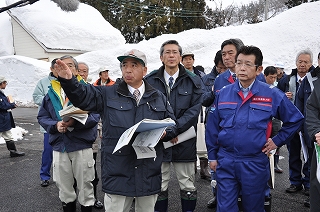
[205,45,304,212]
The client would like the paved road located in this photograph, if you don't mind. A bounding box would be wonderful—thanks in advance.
[0,107,310,211]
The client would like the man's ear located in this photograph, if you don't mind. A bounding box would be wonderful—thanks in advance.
[256,66,263,76]
[143,67,148,76]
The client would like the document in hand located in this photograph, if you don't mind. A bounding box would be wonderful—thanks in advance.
[113,118,176,159]
[163,126,196,149]
[58,105,88,125]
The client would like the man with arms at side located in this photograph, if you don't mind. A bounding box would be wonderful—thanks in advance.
[202,50,227,209]
[264,66,283,173]
[145,40,203,212]
[305,57,320,211]
[277,50,315,196]
[77,61,104,210]
[33,58,58,187]
[53,49,177,212]
[206,46,303,212]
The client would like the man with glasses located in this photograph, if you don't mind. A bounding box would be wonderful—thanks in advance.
[145,40,203,212]
[295,51,320,208]
[206,45,304,212]
[277,50,315,199]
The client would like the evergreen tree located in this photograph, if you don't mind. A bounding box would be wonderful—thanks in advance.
[285,0,314,8]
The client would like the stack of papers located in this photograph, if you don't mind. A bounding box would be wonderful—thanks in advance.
[59,105,88,125]
[113,118,175,159]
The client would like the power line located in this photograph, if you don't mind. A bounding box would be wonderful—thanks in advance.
[97,0,205,17]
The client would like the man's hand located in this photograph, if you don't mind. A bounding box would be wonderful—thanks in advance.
[55,59,73,79]
[285,92,293,100]
[62,118,75,128]
[315,132,320,146]
[160,131,167,139]
[209,160,218,172]
[170,137,178,144]
[262,138,278,155]
[57,121,67,133]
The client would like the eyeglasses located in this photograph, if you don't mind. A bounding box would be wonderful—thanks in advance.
[235,61,258,68]
[66,64,75,68]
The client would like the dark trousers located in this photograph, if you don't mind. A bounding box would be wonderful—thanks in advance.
[287,133,311,188]
[310,149,320,212]
[40,133,53,181]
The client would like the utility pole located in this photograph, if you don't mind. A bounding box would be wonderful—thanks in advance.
[264,0,269,21]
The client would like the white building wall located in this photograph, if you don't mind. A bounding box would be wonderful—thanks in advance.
[11,19,48,59]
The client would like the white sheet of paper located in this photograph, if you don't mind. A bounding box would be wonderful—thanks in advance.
[299,131,308,162]
[163,126,196,149]
[133,127,166,159]
[113,118,175,154]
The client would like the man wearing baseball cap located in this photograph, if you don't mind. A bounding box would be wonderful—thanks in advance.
[93,66,115,86]
[274,61,287,81]
[53,49,177,212]
[0,76,25,157]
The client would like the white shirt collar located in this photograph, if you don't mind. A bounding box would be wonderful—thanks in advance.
[164,69,179,86]
[127,81,145,102]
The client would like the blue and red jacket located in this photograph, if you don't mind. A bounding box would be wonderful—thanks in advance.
[214,69,266,93]
[206,80,304,161]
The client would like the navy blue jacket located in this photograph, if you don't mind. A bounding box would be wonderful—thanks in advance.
[202,66,219,107]
[296,66,319,147]
[145,64,203,162]
[0,90,16,132]
[58,76,177,197]
[277,66,315,148]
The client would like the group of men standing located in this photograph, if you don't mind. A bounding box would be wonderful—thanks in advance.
[2,37,319,212]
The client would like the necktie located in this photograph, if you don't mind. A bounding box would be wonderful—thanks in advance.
[232,73,236,82]
[133,89,140,103]
[169,77,174,89]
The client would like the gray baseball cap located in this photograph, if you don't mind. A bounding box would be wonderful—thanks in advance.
[117,49,147,66]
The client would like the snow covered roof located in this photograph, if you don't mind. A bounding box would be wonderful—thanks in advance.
[5,0,125,52]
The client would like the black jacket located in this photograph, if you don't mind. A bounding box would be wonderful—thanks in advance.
[145,64,203,162]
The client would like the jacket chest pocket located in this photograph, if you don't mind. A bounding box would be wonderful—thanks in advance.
[218,103,237,128]
[145,101,167,120]
[248,103,272,129]
[107,99,133,129]
[175,88,193,109]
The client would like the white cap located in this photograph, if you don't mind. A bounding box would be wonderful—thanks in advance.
[274,62,285,69]
[0,76,7,84]
[117,49,147,66]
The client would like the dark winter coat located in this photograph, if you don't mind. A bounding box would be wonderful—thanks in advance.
[37,78,99,152]
[202,66,219,107]
[0,90,16,132]
[58,76,177,197]
[144,64,203,162]
[278,65,315,147]
[306,76,320,141]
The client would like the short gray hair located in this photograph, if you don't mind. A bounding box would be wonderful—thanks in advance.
[78,61,89,71]
[60,55,78,70]
[295,49,313,63]
[160,40,182,56]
